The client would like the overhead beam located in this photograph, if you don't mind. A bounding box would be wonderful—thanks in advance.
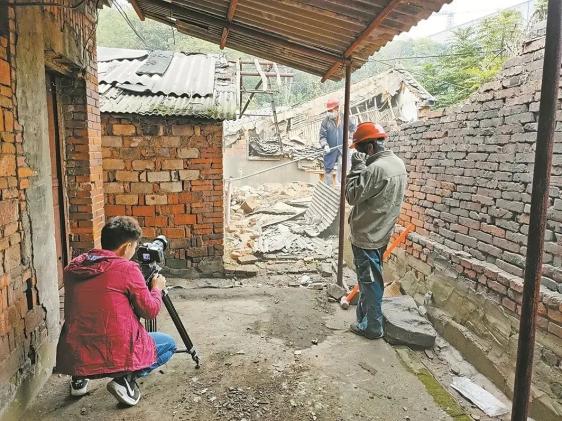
[220,0,239,49]
[147,0,343,65]
[129,0,145,21]
[321,0,403,82]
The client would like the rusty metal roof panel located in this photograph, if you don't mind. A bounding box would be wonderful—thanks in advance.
[98,47,237,120]
[131,0,452,81]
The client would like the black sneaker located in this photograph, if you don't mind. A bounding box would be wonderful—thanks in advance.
[70,377,90,397]
[350,322,384,340]
[106,374,141,406]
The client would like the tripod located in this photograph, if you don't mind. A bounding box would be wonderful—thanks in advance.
[143,267,200,368]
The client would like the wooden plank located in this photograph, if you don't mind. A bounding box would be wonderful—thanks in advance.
[130,0,145,21]
[272,63,282,88]
[253,58,269,91]
[220,0,239,49]
[322,0,403,82]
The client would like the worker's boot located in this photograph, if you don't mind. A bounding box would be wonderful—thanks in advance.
[350,322,383,340]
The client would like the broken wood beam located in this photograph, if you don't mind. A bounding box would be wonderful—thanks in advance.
[220,0,239,49]
[322,0,402,82]
[129,0,145,21]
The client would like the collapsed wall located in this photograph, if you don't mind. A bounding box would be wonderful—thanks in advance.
[385,24,562,420]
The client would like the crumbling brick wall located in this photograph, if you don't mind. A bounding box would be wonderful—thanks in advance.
[102,115,224,276]
[0,2,103,418]
[384,27,562,417]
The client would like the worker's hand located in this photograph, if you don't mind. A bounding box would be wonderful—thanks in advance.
[324,144,331,154]
[351,151,367,167]
[151,274,166,290]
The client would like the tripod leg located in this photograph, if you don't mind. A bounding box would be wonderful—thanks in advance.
[162,290,200,368]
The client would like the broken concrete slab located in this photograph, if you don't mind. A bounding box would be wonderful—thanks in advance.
[326,283,346,301]
[319,262,333,278]
[241,197,260,214]
[237,254,259,265]
[224,264,259,278]
[383,295,437,349]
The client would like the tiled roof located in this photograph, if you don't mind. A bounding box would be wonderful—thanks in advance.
[98,47,238,120]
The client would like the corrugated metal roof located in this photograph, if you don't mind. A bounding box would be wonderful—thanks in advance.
[98,47,238,120]
[130,0,452,81]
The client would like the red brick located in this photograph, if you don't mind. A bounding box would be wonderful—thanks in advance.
[132,206,155,217]
[105,205,126,216]
[115,171,139,182]
[103,159,125,170]
[0,58,10,86]
[145,195,167,205]
[115,195,138,205]
[112,124,136,136]
[4,110,13,132]
[163,228,186,239]
[175,214,196,225]
[162,159,184,170]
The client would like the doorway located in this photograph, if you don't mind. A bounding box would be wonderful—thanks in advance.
[45,73,69,291]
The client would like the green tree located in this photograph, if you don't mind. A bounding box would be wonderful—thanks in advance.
[419,10,522,107]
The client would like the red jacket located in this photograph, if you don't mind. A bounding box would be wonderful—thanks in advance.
[55,249,161,377]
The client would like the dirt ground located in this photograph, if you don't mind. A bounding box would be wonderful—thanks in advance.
[23,276,461,421]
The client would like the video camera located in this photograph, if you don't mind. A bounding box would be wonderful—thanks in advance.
[135,234,200,368]
[136,235,168,284]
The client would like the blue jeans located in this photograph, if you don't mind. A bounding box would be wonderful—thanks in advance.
[136,332,176,377]
[352,245,385,337]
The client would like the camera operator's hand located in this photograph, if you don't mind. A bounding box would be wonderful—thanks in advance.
[151,274,167,290]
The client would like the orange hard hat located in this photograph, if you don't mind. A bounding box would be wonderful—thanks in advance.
[326,98,340,110]
[351,122,387,148]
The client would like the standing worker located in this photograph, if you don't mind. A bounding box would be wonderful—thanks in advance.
[319,98,357,187]
[345,122,407,339]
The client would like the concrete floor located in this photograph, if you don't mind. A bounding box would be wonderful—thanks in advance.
[23,282,455,421]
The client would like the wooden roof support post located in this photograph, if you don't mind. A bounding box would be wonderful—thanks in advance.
[511,1,562,420]
[130,0,145,21]
[336,60,352,288]
[321,0,402,82]
[220,0,239,49]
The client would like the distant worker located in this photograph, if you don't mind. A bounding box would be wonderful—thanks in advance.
[345,122,407,339]
[319,98,357,187]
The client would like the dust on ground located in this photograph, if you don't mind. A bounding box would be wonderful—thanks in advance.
[23,282,454,421]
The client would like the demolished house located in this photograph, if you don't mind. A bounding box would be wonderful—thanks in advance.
[224,68,434,184]
[98,47,238,276]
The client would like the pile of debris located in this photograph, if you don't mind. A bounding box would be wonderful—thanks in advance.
[225,182,341,277]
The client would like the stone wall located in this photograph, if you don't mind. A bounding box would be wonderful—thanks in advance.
[102,114,224,276]
[384,27,562,419]
[0,1,103,418]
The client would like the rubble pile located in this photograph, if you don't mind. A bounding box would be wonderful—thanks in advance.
[225,182,340,276]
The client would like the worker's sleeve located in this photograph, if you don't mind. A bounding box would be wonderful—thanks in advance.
[319,118,328,147]
[126,265,162,320]
[345,159,386,206]
[349,115,357,134]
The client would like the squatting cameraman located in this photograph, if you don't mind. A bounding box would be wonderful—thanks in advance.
[55,216,176,406]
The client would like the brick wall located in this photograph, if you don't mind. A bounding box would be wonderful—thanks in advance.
[102,114,224,276]
[0,1,103,417]
[384,27,562,417]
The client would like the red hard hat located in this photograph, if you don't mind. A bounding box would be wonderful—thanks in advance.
[326,98,340,110]
[351,122,387,148]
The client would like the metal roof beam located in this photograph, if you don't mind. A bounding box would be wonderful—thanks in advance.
[321,0,403,82]
[220,0,238,49]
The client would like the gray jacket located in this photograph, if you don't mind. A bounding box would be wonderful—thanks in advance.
[345,150,407,250]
